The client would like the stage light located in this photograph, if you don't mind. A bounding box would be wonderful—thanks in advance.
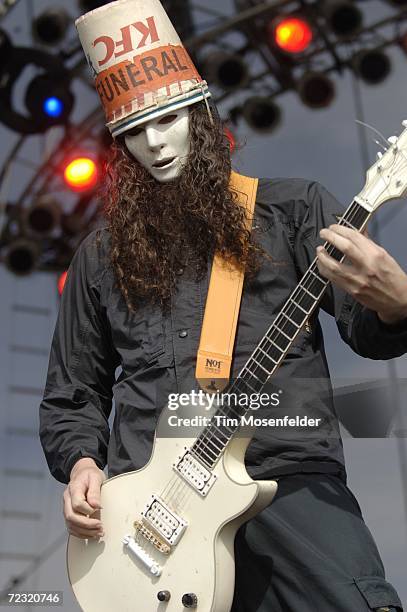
[25,73,74,130]
[224,126,236,154]
[5,239,39,276]
[203,52,249,91]
[57,270,68,296]
[63,157,98,192]
[32,8,70,46]
[242,97,281,133]
[269,16,313,54]
[0,45,69,134]
[325,1,363,39]
[24,196,61,237]
[43,96,64,118]
[298,72,336,108]
[353,49,391,84]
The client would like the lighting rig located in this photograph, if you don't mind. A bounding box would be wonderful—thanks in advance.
[0,0,407,283]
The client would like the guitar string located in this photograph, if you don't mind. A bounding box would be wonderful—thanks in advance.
[178,153,403,498]
[148,163,402,521]
[156,200,368,512]
[138,157,405,547]
[159,201,368,511]
[190,199,367,465]
[194,144,406,459]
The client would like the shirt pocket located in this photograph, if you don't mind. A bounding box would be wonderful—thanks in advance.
[353,575,403,610]
[107,292,167,369]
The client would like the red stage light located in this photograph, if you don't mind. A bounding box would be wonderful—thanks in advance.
[57,270,68,295]
[63,157,98,191]
[224,126,236,154]
[272,17,313,54]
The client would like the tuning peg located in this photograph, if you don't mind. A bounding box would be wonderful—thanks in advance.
[388,135,398,144]
[376,152,383,160]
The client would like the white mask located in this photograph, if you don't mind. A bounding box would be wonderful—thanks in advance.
[124,107,190,183]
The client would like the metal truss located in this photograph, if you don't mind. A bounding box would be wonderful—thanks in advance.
[1,0,407,271]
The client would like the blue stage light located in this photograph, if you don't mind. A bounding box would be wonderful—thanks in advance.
[43,96,63,118]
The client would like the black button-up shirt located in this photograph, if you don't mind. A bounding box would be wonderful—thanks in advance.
[39,179,407,484]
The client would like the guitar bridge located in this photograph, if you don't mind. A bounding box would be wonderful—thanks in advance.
[133,520,171,555]
[123,535,162,576]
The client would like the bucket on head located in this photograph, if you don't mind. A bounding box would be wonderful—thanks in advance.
[75,0,211,138]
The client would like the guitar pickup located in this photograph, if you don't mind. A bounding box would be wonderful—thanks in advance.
[173,448,217,497]
[141,495,187,546]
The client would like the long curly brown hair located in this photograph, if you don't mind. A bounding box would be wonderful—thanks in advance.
[102,101,263,311]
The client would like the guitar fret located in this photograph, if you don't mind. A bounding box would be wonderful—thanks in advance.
[340,217,357,230]
[243,367,264,384]
[214,419,235,435]
[257,346,279,365]
[194,438,217,457]
[281,312,301,328]
[274,327,292,341]
[211,424,233,442]
[221,403,241,420]
[196,445,218,463]
[251,357,271,376]
[207,430,228,449]
[299,283,320,300]
[265,335,286,353]
[243,380,258,394]
[289,298,310,315]
[202,440,221,456]
[309,268,328,284]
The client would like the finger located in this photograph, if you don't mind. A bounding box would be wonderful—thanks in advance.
[316,247,353,278]
[319,227,362,264]
[67,526,104,540]
[69,481,100,515]
[64,489,103,530]
[322,224,375,251]
[316,247,359,291]
[86,475,103,510]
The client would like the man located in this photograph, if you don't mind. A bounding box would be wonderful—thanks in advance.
[39,0,407,610]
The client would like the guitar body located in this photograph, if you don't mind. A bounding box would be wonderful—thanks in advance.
[67,404,277,612]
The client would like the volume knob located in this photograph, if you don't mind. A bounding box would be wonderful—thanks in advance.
[157,590,171,602]
[182,593,198,608]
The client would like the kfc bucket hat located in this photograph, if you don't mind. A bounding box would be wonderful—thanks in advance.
[75,0,211,138]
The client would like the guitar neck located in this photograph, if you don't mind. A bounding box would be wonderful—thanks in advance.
[191,199,372,468]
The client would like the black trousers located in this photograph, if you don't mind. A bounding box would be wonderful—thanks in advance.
[232,474,403,612]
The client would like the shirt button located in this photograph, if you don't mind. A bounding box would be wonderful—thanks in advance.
[179,330,188,338]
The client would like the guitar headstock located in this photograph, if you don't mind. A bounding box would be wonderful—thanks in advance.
[356,120,407,212]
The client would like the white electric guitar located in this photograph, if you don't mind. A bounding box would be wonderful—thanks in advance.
[67,123,407,612]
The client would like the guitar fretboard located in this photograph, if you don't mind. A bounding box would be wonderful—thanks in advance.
[191,200,371,468]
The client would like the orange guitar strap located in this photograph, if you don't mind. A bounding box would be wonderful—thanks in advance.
[195,171,258,394]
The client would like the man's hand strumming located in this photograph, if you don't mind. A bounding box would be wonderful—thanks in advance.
[64,457,106,539]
